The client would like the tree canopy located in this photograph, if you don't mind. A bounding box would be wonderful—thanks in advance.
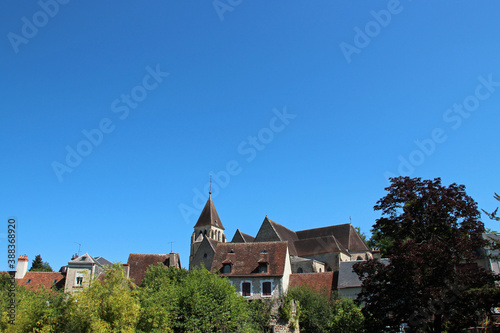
[29,254,53,272]
[354,177,499,332]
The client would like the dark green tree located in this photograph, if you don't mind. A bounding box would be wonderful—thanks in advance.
[354,177,499,332]
[29,254,53,272]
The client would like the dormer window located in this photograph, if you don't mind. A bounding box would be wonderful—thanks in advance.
[222,263,232,274]
[26,279,32,284]
[257,262,268,273]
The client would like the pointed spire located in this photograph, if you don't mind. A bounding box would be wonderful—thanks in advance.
[194,196,225,230]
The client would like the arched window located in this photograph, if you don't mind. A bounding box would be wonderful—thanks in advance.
[297,267,303,274]
[357,256,363,260]
[326,266,332,272]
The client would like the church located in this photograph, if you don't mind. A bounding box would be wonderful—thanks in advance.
[189,194,373,299]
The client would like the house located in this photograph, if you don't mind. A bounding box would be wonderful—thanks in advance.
[64,253,106,293]
[211,241,292,299]
[127,252,181,286]
[337,259,390,300]
[14,255,65,291]
[479,233,500,275]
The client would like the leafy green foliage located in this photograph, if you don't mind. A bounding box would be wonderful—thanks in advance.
[354,177,499,332]
[29,255,53,272]
[0,281,68,333]
[287,285,364,333]
[248,299,272,332]
[175,268,254,332]
[67,263,141,332]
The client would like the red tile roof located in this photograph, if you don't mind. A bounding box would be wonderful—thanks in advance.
[289,272,337,297]
[211,241,288,276]
[127,253,180,286]
[17,272,65,291]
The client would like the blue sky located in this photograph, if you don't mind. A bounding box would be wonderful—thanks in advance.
[1,1,500,271]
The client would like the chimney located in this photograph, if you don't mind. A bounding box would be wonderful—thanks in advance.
[16,255,29,279]
[122,264,130,278]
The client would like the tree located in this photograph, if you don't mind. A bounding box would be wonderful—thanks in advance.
[67,263,140,332]
[29,254,53,272]
[174,267,255,332]
[483,192,500,221]
[287,285,364,333]
[354,177,499,332]
[0,281,68,332]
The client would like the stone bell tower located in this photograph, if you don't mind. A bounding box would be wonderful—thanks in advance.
[189,192,226,269]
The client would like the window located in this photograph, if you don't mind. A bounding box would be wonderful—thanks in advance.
[222,263,232,274]
[26,279,31,284]
[262,281,272,296]
[297,267,303,274]
[242,282,251,297]
[357,256,363,261]
[257,262,267,273]
[76,272,84,286]
[203,253,207,258]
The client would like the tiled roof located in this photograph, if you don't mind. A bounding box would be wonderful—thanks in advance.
[17,272,65,291]
[127,253,180,286]
[211,241,288,276]
[294,235,349,257]
[296,223,370,253]
[194,196,224,230]
[289,272,337,296]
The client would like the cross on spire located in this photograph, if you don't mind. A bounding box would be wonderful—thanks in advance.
[209,174,212,196]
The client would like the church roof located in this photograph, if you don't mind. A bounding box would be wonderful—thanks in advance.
[296,223,370,253]
[194,196,224,230]
[231,229,255,243]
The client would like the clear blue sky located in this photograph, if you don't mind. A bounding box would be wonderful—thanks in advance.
[1,1,499,271]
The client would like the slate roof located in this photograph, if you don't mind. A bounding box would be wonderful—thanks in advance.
[94,256,113,267]
[17,272,65,291]
[211,241,288,277]
[296,223,370,253]
[289,272,337,296]
[294,235,349,257]
[127,253,180,286]
[68,253,99,266]
[194,196,224,230]
[231,229,256,243]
